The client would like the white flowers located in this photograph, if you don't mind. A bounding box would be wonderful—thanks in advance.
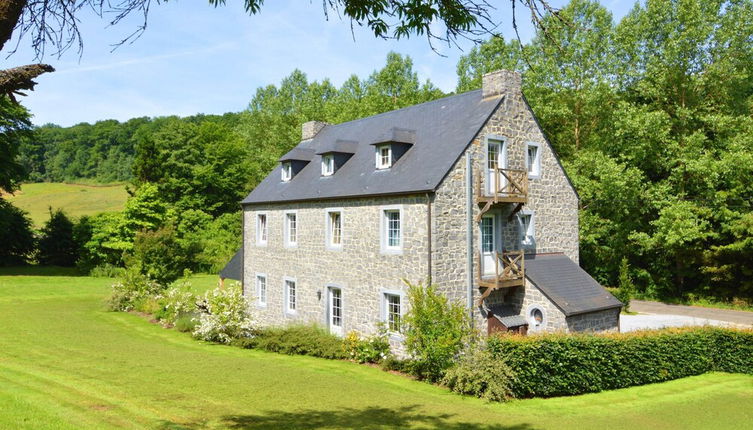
[191,283,255,344]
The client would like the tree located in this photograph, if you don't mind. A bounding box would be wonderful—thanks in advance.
[0,0,557,98]
[37,208,78,267]
[129,223,189,286]
[0,198,34,265]
[0,94,32,193]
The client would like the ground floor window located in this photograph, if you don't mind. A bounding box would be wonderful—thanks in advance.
[285,278,296,313]
[384,293,402,332]
[256,274,267,306]
[328,287,343,335]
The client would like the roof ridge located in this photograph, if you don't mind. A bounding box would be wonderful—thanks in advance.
[321,89,483,130]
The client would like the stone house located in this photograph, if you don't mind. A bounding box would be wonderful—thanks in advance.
[236,69,621,341]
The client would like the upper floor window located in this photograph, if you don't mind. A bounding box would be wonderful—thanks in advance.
[526,142,541,178]
[487,141,500,170]
[321,154,335,176]
[256,213,268,245]
[281,162,293,182]
[519,211,535,247]
[381,207,402,254]
[326,210,343,249]
[285,212,297,247]
[375,144,392,169]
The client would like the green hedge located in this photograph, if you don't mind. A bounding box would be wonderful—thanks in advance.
[486,327,753,398]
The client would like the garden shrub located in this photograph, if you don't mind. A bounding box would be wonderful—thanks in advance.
[402,280,473,382]
[442,346,516,402]
[253,325,346,359]
[342,328,391,363]
[486,327,753,398]
[37,208,78,267]
[107,268,162,312]
[174,314,199,333]
[89,263,125,278]
[614,257,635,312]
[129,224,191,286]
[192,284,254,344]
[156,282,197,325]
[381,356,412,373]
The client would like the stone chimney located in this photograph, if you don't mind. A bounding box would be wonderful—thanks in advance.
[482,70,522,99]
[301,120,328,141]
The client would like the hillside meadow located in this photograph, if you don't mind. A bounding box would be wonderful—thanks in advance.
[3,183,128,226]
[0,269,752,429]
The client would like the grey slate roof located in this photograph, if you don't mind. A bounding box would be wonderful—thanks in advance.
[524,254,622,316]
[488,304,528,327]
[243,90,502,204]
[219,249,242,281]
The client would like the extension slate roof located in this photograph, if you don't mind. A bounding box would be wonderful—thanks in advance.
[487,304,529,327]
[242,89,502,204]
[524,254,622,316]
[219,249,242,281]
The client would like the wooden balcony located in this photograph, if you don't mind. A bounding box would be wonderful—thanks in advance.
[476,249,526,304]
[476,168,528,204]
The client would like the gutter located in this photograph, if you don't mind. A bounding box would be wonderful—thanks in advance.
[465,153,474,325]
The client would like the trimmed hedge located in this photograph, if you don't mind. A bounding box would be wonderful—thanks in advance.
[487,327,753,398]
[232,325,347,360]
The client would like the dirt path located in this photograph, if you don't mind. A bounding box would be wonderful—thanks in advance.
[631,300,753,326]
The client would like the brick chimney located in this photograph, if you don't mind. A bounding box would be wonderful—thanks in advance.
[482,70,522,99]
[301,120,328,141]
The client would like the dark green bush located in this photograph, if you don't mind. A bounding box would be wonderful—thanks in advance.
[37,208,78,267]
[381,356,412,373]
[174,314,199,333]
[129,224,190,286]
[487,327,753,398]
[252,325,346,360]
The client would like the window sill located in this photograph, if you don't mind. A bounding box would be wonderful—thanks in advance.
[380,247,403,256]
[326,244,344,251]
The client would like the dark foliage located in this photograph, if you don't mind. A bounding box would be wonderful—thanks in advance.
[486,327,753,398]
[129,224,192,286]
[233,325,347,360]
[37,208,77,266]
[0,199,35,265]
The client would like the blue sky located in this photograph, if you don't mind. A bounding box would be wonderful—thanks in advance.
[3,1,634,126]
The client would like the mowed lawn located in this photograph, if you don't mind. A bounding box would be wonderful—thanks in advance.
[3,182,128,226]
[1,272,752,430]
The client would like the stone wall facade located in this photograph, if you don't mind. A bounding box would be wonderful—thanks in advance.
[243,195,429,340]
[567,308,621,333]
[430,70,581,329]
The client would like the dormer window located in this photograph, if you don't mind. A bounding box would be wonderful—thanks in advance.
[281,162,293,182]
[376,145,392,169]
[321,154,335,176]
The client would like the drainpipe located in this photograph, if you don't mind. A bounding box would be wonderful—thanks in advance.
[466,153,474,325]
[240,205,245,296]
[426,193,432,284]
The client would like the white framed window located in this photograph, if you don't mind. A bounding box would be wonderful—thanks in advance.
[375,144,392,169]
[527,304,546,331]
[328,286,343,336]
[256,213,268,246]
[284,277,297,314]
[325,209,343,249]
[380,206,403,254]
[256,273,267,306]
[281,162,293,182]
[284,212,297,247]
[321,154,335,176]
[526,142,541,178]
[382,292,403,333]
[518,211,535,247]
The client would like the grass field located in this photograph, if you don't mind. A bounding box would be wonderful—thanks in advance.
[3,182,128,226]
[1,271,752,429]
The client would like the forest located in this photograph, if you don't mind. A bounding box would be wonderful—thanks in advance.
[1,0,752,302]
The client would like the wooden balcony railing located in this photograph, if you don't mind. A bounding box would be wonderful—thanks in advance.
[477,249,526,304]
[475,168,528,204]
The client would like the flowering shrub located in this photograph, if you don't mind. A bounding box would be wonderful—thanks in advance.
[107,268,163,312]
[192,283,254,344]
[342,328,391,363]
[156,283,197,325]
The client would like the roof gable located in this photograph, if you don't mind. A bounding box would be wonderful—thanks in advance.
[242,90,501,204]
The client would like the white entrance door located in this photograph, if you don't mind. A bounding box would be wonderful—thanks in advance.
[486,139,506,194]
[481,215,497,276]
[328,287,343,336]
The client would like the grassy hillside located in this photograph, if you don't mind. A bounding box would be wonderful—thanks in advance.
[3,183,128,227]
[0,272,752,429]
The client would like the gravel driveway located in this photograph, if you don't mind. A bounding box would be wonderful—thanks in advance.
[620,300,753,332]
